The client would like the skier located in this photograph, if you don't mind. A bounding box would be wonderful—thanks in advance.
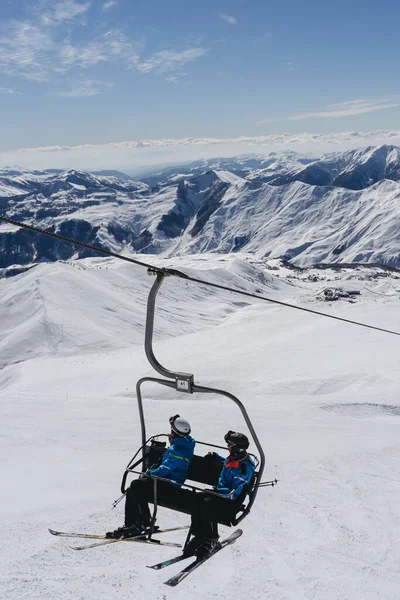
[186,430,255,559]
[107,414,195,538]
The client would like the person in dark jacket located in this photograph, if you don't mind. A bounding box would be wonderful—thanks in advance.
[186,430,255,559]
[107,415,195,539]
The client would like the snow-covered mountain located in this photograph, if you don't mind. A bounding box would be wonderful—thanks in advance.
[137,152,313,186]
[266,145,400,190]
[0,168,149,268]
[1,145,400,270]
[138,145,400,190]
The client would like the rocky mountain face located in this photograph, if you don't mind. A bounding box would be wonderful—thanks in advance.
[1,145,400,271]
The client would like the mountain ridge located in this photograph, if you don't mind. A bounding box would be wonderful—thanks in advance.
[1,145,399,270]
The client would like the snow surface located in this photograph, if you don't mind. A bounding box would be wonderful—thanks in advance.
[1,254,400,599]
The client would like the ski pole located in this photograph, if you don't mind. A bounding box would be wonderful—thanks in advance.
[256,479,278,488]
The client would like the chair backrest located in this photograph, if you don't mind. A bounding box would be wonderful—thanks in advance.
[143,443,223,485]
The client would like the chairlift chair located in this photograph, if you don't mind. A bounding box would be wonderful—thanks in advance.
[120,269,266,534]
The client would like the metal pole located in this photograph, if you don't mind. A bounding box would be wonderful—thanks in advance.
[144,271,176,379]
[136,378,176,464]
[148,478,158,541]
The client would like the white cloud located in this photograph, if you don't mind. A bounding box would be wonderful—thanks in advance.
[0,21,55,82]
[9,129,400,153]
[137,48,207,73]
[328,98,397,110]
[2,130,400,171]
[0,5,204,86]
[55,79,112,96]
[58,29,141,71]
[41,0,90,26]
[260,97,400,123]
[0,87,22,94]
[0,21,140,82]
[102,0,117,10]
[219,13,237,25]
[103,29,142,66]
[254,32,271,43]
[0,5,206,86]
[59,42,108,68]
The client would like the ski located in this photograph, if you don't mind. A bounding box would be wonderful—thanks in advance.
[48,525,187,540]
[164,529,243,587]
[147,553,191,571]
[71,537,181,551]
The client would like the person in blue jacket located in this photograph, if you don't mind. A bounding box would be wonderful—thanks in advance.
[107,415,195,538]
[186,430,255,559]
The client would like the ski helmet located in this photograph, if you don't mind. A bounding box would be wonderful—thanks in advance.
[224,430,249,457]
[169,414,191,436]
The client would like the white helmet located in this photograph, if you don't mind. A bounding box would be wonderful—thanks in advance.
[169,414,191,436]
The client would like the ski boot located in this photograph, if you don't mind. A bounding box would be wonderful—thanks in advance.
[182,536,201,558]
[106,522,148,539]
[195,537,221,560]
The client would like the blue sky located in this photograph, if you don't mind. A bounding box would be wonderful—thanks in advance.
[0,0,400,169]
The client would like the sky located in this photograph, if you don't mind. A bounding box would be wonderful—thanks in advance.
[0,0,400,170]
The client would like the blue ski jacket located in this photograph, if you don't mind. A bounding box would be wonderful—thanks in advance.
[214,453,256,500]
[147,435,195,486]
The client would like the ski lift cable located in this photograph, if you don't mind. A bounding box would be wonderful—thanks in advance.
[166,267,400,337]
[1,215,400,338]
[0,215,154,270]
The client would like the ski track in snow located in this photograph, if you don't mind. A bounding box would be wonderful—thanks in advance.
[1,255,400,599]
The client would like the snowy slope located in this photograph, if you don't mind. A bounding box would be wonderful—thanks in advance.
[0,255,296,376]
[1,255,400,599]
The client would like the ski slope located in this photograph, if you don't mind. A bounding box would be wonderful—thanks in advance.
[1,255,400,600]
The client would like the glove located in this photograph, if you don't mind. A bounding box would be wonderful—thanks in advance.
[204,451,217,461]
[217,486,233,498]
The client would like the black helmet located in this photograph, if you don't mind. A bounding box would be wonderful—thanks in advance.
[224,430,249,457]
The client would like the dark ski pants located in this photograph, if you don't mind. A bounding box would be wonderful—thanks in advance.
[191,492,241,542]
[125,478,195,527]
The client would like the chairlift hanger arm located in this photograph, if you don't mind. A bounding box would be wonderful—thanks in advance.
[145,270,178,380]
[145,269,196,390]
